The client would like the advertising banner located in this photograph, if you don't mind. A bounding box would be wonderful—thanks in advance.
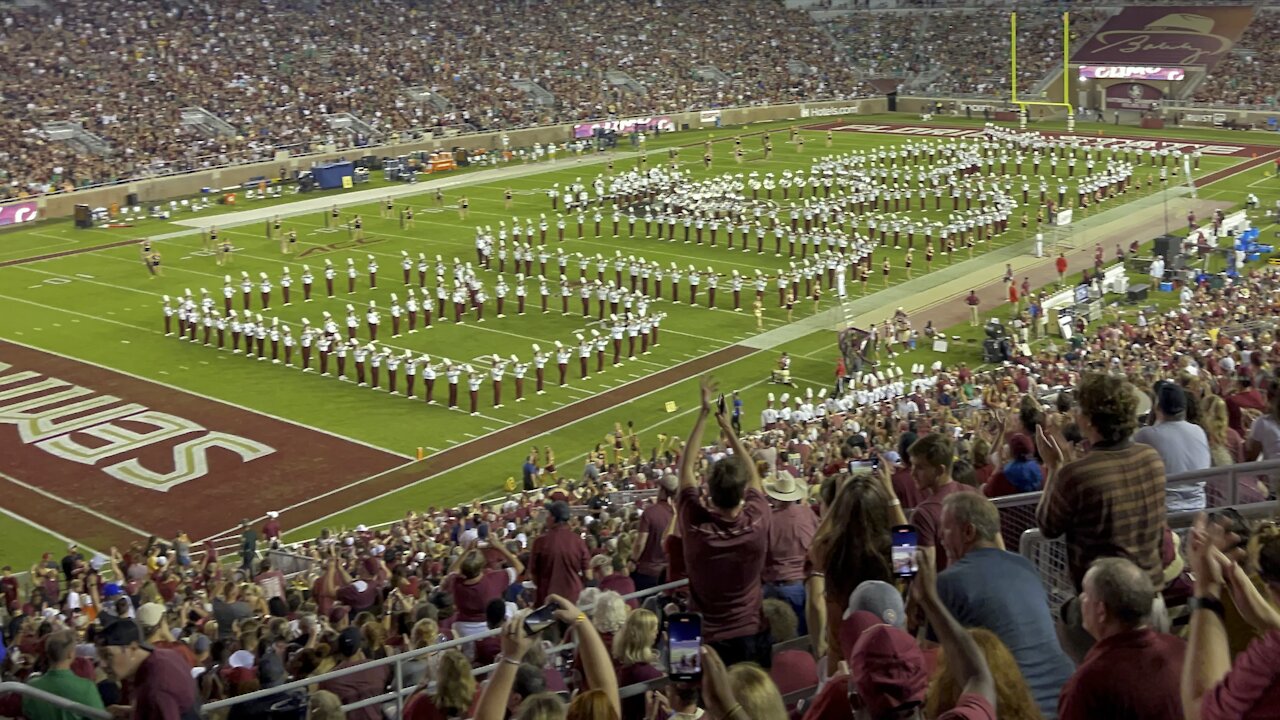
[1071,6,1256,68]
[799,104,861,118]
[1105,82,1164,110]
[1077,65,1186,81]
[0,201,38,227]
[572,116,675,138]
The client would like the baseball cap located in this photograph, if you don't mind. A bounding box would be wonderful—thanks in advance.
[1156,382,1187,416]
[846,580,906,629]
[336,626,364,657]
[136,603,166,629]
[838,610,884,664]
[546,500,571,523]
[98,619,154,652]
[658,473,679,493]
[102,583,123,598]
[1007,433,1034,460]
[228,650,256,669]
[849,625,929,718]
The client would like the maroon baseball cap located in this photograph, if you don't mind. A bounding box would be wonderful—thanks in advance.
[849,624,928,718]
[838,610,883,664]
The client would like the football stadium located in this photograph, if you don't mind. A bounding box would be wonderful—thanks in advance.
[1,0,1279,717]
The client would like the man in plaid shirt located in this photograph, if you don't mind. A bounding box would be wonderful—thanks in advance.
[1035,372,1168,662]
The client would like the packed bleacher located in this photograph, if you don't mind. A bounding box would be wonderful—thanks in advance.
[1192,9,1280,108]
[825,7,1112,97]
[0,0,868,200]
[3,247,1280,719]
[5,0,1274,203]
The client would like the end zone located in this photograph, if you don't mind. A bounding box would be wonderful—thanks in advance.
[0,339,407,545]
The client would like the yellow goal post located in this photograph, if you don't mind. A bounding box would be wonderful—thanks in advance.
[1011,11,1076,130]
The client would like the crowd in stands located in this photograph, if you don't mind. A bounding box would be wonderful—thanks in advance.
[825,7,1111,97]
[5,0,1275,201]
[0,0,864,199]
[1192,10,1280,108]
[3,254,1280,718]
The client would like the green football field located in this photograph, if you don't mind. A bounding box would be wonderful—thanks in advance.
[1,113,1278,566]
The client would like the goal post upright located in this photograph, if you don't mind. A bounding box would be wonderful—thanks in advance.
[1011,10,1075,130]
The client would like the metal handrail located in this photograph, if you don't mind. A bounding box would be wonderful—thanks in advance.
[200,578,690,717]
[991,457,1280,511]
[0,681,112,720]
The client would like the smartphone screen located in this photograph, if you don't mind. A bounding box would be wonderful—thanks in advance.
[891,525,919,578]
[523,603,558,635]
[667,612,702,681]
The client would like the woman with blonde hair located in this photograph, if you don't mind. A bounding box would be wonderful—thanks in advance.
[518,694,568,720]
[612,610,661,720]
[404,648,477,719]
[567,689,619,720]
[725,664,788,720]
[307,691,345,720]
[1203,394,1268,504]
[925,628,1041,720]
[1200,394,1241,466]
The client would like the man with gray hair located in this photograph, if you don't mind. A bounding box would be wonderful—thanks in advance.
[1057,557,1186,720]
[937,492,1074,719]
[22,629,105,720]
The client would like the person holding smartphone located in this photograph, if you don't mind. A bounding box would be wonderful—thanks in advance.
[677,376,772,668]
[900,433,981,572]
[472,595,620,720]
[802,552,998,720]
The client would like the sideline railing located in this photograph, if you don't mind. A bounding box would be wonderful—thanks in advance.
[200,578,691,718]
[992,458,1280,552]
[998,459,1280,610]
[0,682,112,720]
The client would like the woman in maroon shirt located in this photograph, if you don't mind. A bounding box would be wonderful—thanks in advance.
[442,543,523,639]
[611,609,663,720]
[311,558,340,617]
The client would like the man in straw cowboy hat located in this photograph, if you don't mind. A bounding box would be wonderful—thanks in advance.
[762,469,818,636]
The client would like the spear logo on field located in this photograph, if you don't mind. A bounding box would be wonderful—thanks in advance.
[297,236,387,258]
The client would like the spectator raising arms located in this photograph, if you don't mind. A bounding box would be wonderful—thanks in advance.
[473,594,620,720]
[1182,513,1280,720]
[678,376,772,667]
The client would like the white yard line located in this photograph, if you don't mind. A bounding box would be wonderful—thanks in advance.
[0,470,154,539]
[0,292,153,332]
[194,458,421,543]
[273,343,760,535]
[0,505,106,558]
[0,334,413,459]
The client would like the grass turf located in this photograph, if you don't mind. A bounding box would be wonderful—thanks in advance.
[0,112,1278,563]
